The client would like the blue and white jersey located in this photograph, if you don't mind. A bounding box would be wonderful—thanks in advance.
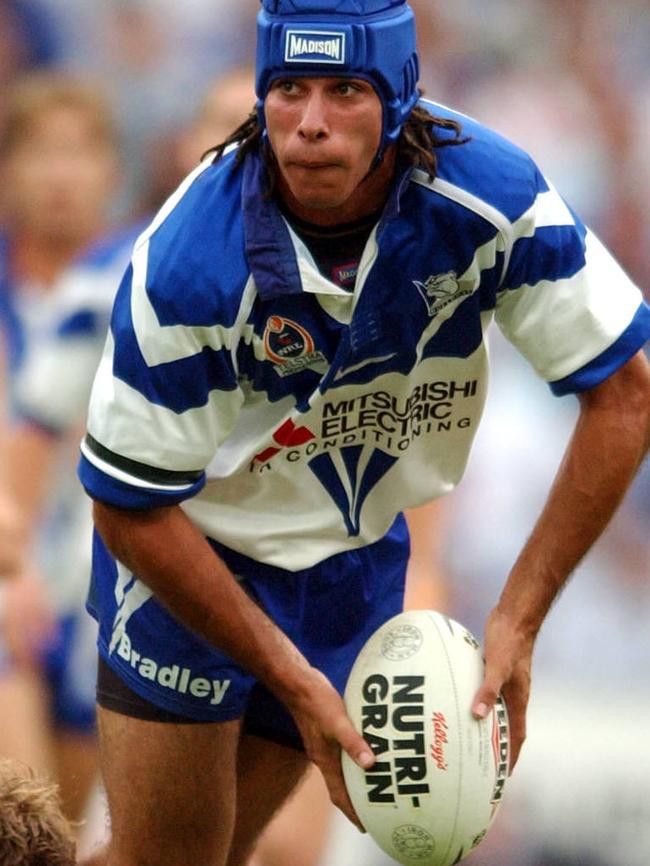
[13,221,146,434]
[3,223,142,613]
[0,233,63,391]
[78,101,650,572]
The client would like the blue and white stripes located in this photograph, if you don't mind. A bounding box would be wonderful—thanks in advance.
[77,102,650,568]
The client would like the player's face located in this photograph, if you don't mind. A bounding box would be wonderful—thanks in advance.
[265,77,394,225]
[2,106,117,242]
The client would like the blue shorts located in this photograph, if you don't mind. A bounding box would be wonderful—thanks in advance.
[0,608,98,734]
[43,610,98,733]
[88,515,409,746]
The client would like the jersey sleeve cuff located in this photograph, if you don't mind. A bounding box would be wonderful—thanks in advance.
[77,436,206,509]
[550,301,650,396]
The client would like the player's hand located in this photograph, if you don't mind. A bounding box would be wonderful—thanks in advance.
[470,606,534,773]
[0,570,56,667]
[283,666,375,831]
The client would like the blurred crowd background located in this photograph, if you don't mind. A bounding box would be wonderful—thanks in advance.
[0,1,648,865]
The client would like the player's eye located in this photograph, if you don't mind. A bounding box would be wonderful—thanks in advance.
[274,79,300,94]
[335,81,360,96]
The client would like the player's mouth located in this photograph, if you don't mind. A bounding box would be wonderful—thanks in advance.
[288,159,341,170]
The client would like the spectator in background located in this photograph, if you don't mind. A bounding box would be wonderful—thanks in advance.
[146,65,259,214]
[38,0,261,218]
[0,1,61,106]
[0,72,120,829]
[0,757,76,866]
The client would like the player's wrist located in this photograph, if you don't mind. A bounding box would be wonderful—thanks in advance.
[485,599,540,649]
[266,660,330,712]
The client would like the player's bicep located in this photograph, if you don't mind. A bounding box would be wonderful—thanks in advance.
[495,178,650,393]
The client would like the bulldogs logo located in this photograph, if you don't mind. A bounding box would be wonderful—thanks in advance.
[413,271,472,317]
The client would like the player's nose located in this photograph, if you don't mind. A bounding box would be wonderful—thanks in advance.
[297,90,329,142]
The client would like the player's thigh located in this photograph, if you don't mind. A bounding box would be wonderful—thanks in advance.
[97,705,241,866]
[249,762,332,866]
[226,734,312,866]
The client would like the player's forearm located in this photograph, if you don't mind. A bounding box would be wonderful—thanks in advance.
[92,500,315,703]
[495,350,650,637]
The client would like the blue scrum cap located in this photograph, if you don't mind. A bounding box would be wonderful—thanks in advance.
[256,0,420,154]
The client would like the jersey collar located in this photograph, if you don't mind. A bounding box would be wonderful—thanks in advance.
[241,146,412,300]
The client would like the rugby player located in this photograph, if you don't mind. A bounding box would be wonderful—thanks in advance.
[77,2,650,864]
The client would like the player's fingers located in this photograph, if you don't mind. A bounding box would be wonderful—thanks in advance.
[307,717,373,831]
[317,748,367,832]
[332,722,375,830]
[500,668,530,772]
[325,768,366,832]
[471,671,503,720]
[336,718,375,772]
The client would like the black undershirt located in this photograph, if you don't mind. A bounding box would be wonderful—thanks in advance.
[279,201,382,291]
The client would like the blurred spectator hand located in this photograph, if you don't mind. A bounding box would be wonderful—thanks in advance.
[0,568,56,668]
[0,490,23,576]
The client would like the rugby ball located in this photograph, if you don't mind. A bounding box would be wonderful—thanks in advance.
[342,610,509,866]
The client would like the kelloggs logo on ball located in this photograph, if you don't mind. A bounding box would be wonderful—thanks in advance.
[430,711,449,771]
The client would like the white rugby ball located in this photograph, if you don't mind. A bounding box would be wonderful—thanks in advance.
[342,610,509,866]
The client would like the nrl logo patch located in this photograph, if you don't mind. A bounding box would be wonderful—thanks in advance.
[284,30,346,65]
[263,315,326,377]
[413,271,472,317]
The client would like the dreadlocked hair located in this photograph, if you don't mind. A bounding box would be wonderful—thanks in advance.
[203,109,261,165]
[400,104,468,180]
[204,99,468,186]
